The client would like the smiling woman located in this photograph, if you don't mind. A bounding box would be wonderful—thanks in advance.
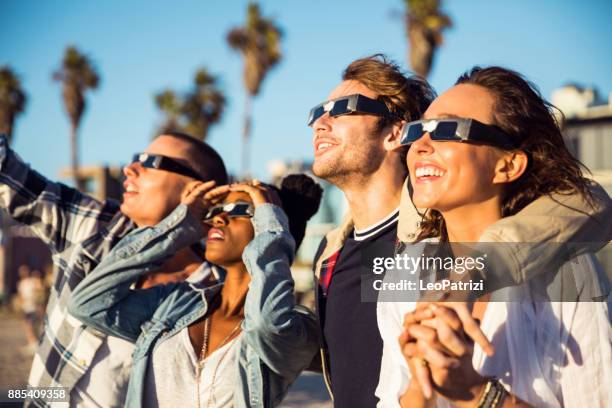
[406,82,530,240]
[410,66,595,243]
[376,66,611,408]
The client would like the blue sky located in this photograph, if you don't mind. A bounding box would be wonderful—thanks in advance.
[1,0,611,183]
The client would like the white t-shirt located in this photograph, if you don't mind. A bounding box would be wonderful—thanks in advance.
[71,335,135,407]
[144,326,240,408]
[376,253,611,408]
[69,262,217,407]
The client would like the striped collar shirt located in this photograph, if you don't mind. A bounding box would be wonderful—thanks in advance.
[353,207,400,241]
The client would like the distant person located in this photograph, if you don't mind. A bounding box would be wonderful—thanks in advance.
[0,131,227,407]
[69,176,322,407]
[30,269,46,323]
[17,265,45,349]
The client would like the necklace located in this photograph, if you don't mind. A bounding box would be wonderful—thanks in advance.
[195,315,243,408]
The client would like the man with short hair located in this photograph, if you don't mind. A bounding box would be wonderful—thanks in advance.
[0,131,227,407]
[310,54,435,408]
[308,54,612,407]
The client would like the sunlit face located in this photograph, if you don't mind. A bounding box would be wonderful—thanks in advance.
[120,135,196,227]
[407,84,504,212]
[311,80,386,183]
[204,192,255,268]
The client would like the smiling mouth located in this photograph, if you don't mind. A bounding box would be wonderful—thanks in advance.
[415,166,446,181]
[123,184,139,195]
[315,141,337,155]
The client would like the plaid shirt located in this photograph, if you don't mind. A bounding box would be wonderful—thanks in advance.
[0,135,135,407]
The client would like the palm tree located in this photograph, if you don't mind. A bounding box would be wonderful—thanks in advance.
[53,46,100,191]
[181,68,226,140]
[227,2,282,177]
[154,68,225,141]
[0,66,27,145]
[403,0,452,78]
[155,89,183,135]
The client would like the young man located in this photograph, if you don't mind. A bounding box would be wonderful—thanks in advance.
[0,131,227,407]
[308,55,612,407]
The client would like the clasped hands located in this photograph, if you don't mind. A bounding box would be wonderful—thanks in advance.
[399,302,494,406]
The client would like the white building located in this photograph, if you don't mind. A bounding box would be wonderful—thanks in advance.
[552,85,612,194]
[552,84,612,270]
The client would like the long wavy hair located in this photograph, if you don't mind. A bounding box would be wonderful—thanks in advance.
[417,66,594,241]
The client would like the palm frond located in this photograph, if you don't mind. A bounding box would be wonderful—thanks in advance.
[226,1,283,96]
[0,66,27,113]
[53,46,100,127]
[154,69,226,141]
[0,66,27,142]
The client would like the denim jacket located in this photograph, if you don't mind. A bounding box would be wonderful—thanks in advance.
[68,203,319,408]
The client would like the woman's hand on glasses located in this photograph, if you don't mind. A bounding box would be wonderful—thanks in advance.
[228,180,281,208]
[181,181,230,220]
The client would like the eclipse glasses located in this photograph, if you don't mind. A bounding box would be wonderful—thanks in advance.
[307,94,394,126]
[399,118,518,149]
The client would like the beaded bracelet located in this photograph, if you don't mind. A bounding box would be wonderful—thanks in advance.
[476,377,508,408]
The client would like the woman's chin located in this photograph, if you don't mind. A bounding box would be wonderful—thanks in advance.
[412,196,439,209]
[204,247,241,267]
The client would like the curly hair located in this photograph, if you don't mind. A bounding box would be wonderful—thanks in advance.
[343,54,436,129]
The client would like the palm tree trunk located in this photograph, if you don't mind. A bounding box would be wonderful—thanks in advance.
[70,123,85,191]
[241,94,253,179]
[0,111,13,144]
[6,125,12,145]
[0,209,12,304]
[201,121,210,142]
[408,25,436,78]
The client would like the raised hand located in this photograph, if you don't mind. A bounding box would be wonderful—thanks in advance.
[228,179,281,208]
[181,181,230,220]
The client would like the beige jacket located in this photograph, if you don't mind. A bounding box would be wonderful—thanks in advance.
[312,178,612,399]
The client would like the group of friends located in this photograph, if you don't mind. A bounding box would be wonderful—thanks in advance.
[1,54,611,408]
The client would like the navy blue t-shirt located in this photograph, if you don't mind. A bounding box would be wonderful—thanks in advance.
[322,212,398,408]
